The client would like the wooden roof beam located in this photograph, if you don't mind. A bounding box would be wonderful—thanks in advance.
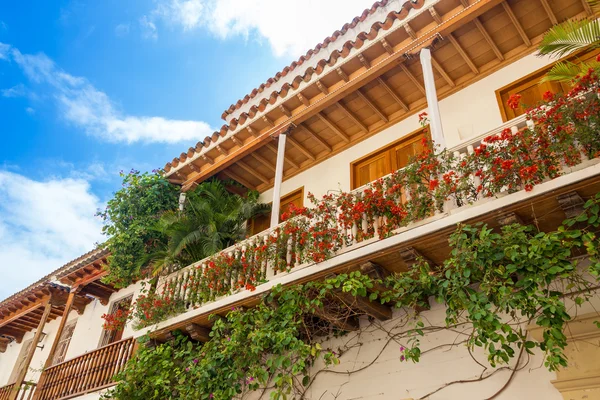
[399,63,425,95]
[316,113,351,143]
[539,0,558,25]
[581,0,593,16]
[288,136,316,161]
[431,56,455,88]
[355,89,389,123]
[333,288,392,321]
[502,2,531,46]
[185,323,211,342]
[265,142,301,169]
[0,302,43,329]
[404,23,417,40]
[447,33,479,74]
[336,67,350,82]
[236,161,271,185]
[377,77,409,112]
[473,18,504,61]
[298,124,333,152]
[221,169,257,190]
[249,153,276,173]
[336,102,368,133]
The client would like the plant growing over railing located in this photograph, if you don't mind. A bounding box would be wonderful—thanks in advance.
[132,68,600,328]
[106,192,600,400]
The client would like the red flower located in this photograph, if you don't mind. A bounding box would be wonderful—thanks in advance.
[507,94,522,110]
[543,91,554,102]
[429,179,439,190]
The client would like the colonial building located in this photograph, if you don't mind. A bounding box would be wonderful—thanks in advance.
[2,0,600,399]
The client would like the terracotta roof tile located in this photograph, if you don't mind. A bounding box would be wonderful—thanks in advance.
[164,0,427,175]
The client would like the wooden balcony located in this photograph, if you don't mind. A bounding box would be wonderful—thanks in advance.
[33,337,135,400]
[0,382,36,400]
[135,95,600,340]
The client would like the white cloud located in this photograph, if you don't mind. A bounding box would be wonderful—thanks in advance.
[143,0,373,57]
[0,170,104,299]
[25,107,35,115]
[0,42,10,60]
[1,83,26,98]
[140,15,158,40]
[115,23,130,37]
[0,43,213,144]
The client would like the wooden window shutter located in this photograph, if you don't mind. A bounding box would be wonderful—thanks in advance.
[249,187,304,235]
[351,127,427,190]
[51,319,77,365]
[496,48,599,121]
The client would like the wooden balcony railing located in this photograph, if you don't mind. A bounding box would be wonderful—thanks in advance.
[34,337,135,400]
[0,382,36,400]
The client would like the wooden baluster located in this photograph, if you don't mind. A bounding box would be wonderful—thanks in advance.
[98,345,115,387]
[91,347,109,390]
[88,345,105,391]
[80,352,95,393]
[286,235,293,269]
[104,343,121,386]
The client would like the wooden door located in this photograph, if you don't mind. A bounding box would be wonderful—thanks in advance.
[500,80,569,120]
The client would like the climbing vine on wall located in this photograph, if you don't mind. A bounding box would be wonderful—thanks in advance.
[105,192,600,400]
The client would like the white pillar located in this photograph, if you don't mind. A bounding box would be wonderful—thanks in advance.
[420,48,446,149]
[270,132,287,228]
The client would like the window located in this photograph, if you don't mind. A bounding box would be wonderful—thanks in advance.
[8,339,33,384]
[496,48,599,121]
[351,128,427,189]
[51,319,77,365]
[99,295,132,347]
[249,187,304,235]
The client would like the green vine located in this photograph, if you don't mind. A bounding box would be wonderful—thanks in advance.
[106,193,600,400]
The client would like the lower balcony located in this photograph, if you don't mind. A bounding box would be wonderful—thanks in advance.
[33,337,135,400]
[0,382,36,400]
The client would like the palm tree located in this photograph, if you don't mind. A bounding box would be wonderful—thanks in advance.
[144,180,271,276]
[538,1,600,82]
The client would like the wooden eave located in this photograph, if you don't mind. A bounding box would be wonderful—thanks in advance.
[167,0,591,193]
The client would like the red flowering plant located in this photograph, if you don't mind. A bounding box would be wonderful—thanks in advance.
[101,307,131,331]
[127,69,600,329]
[129,281,187,329]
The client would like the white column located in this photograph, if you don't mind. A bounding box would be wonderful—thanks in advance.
[420,48,446,149]
[270,132,287,228]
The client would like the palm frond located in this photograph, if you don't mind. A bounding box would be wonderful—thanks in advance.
[541,60,600,82]
[538,19,600,58]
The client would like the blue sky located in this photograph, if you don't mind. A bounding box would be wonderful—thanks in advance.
[0,0,374,298]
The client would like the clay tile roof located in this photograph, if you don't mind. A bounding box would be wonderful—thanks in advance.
[164,0,427,176]
[0,247,108,309]
[221,0,424,121]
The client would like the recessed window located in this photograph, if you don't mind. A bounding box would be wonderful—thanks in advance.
[99,295,133,347]
[496,48,599,121]
[351,127,427,190]
[250,187,304,235]
[51,319,77,365]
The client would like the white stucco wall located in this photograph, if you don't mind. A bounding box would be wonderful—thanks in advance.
[0,281,144,388]
[260,51,558,205]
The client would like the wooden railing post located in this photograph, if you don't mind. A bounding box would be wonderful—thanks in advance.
[8,301,52,400]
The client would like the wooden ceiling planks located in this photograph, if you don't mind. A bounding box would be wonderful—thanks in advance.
[181,0,586,194]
